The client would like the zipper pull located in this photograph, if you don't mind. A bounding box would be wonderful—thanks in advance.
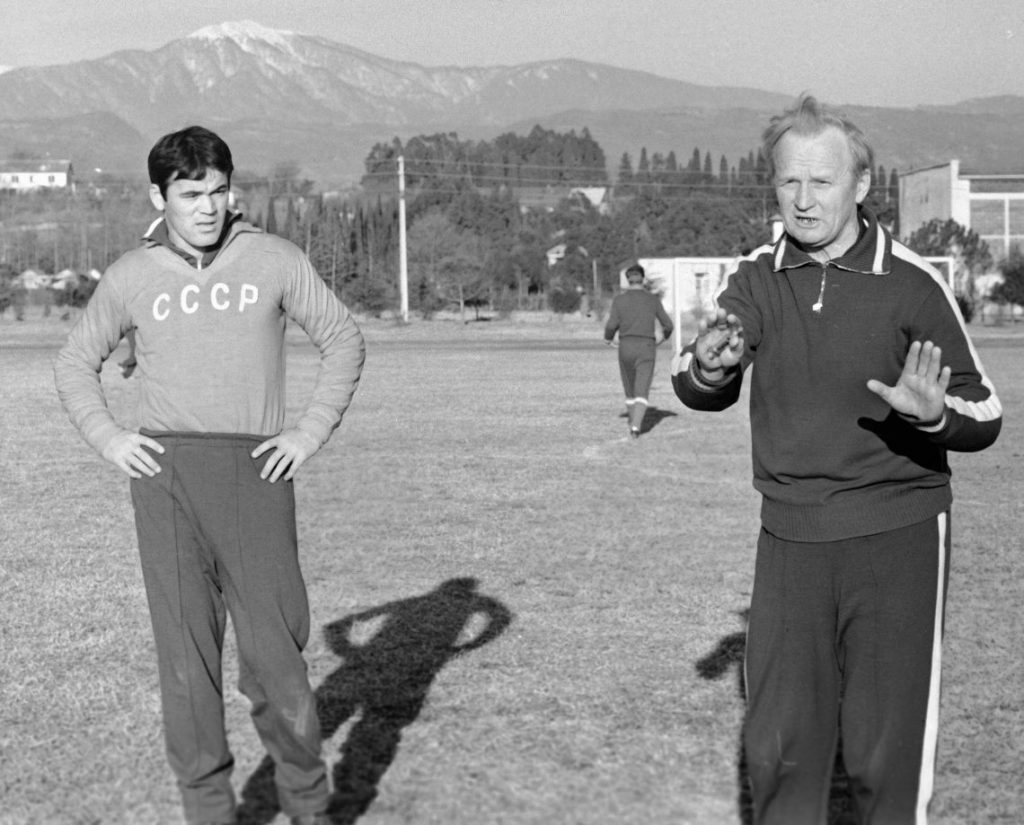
[812,263,827,313]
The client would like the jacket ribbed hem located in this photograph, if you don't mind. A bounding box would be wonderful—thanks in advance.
[759,483,953,543]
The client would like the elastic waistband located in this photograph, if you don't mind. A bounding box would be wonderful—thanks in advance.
[140,429,269,447]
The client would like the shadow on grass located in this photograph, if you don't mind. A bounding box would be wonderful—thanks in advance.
[236,577,513,825]
[697,610,856,825]
[616,406,678,434]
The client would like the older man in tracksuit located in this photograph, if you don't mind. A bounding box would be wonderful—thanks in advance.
[55,126,365,825]
[673,96,1001,824]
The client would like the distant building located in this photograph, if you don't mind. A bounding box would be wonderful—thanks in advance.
[0,160,75,192]
[569,186,610,215]
[899,160,1024,262]
[16,269,53,289]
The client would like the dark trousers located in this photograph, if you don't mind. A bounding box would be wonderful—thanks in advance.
[744,514,950,825]
[617,336,657,401]
[130,432,328,825]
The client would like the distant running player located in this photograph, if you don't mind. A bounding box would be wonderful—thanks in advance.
[604,263,673,438]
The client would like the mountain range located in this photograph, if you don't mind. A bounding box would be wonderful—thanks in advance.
[1,20,1022,187]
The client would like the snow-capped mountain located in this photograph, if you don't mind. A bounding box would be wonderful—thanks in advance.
[0,21,1021,185]
[0,19,786,136]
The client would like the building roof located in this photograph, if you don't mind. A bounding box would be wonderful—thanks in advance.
[0,159,73,174]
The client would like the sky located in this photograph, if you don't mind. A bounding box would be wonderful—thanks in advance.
[1,0,1023,108]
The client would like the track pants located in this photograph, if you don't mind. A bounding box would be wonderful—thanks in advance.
[744,514,950,825]
[618,336,657,431]
[130,432,328,825]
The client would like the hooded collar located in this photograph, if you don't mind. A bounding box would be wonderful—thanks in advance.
[772,206,891,275]
[142,211,253,270]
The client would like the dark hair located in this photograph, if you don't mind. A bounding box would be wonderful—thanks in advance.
[148,125,234,196]
[762,93,873,182]
[625,263,645,280]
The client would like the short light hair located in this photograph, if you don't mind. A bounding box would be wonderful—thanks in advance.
[762,93,874,182]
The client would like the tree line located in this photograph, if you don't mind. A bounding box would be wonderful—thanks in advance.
[7,123,1008,324]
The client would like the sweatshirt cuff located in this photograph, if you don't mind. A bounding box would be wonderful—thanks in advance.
[295,411,337,447]
[908,411,948,433]
[689,354,739,390]
[83,418,128,456]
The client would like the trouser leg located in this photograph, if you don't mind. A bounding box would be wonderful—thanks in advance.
[131,457,236,825]
[214,442,329,818]
[744,529,840,825]
[620,338,656,433]
[839,514,950,825]
[618,349,637,406]
[631,341,656,402]
[628,398,647,432]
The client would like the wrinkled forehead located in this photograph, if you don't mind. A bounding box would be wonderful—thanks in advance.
[775,127,857,172]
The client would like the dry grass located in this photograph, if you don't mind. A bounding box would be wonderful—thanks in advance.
[1,308,1021,825]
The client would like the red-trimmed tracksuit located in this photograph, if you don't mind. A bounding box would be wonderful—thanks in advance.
[673,207,1001,824]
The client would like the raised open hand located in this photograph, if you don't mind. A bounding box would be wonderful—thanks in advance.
[867,340,949,424]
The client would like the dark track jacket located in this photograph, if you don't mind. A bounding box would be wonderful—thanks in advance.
[673,207,1002,542]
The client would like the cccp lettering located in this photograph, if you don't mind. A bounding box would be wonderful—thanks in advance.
[152,283,259,321]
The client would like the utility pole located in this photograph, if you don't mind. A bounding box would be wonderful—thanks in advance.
[398,154,409,322]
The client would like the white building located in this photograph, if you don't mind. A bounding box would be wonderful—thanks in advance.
[0,160,75,192]
[899,159,1024,262]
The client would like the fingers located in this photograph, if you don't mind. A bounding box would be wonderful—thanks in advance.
[697,312,743,362]
[904,341,943,381]
[250,439,273,458]
[923,342,944,385]
[865,378,890,401]
[105,433,164,478]
[252,433,316,482]
[261,449,308,483]
[253,438,286,481]
[130,448,162,478]
[867,340,949,422]
[260,450,292,483]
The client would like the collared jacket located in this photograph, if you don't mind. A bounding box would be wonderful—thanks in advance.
[673,207,1002,542]
[55,217,365,455]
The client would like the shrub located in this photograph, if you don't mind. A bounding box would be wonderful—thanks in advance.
[549,288,582,315]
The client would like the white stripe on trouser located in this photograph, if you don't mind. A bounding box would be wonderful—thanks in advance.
[634,397,648,406]
[916,511,947,824]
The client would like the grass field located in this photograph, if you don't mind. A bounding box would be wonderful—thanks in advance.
[1,308,1022,825]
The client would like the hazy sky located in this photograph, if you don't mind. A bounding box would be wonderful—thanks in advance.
[2,0,1023,108]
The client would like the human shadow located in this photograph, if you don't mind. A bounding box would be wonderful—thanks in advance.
[617,406,678,434]
[236,577,513,825]
[696,610,856,825]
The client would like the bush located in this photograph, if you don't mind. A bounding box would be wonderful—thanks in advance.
[53,276,99,310]
[0,278,27,319]
[341,278,391,318]
[549,288,582,315]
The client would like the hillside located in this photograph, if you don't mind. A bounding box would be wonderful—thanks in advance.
[1,20,1022,185]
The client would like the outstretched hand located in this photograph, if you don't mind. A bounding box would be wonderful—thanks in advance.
[252,428,321,483]
[867,340,949,424]
[695,308,744,377]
